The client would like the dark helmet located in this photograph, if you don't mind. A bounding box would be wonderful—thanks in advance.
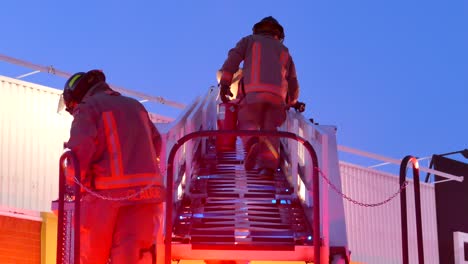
[62,69,106,113]
[252,16,285,42]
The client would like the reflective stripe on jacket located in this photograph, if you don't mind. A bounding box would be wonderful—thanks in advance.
[220,34,299,104]
[66,82,163,190]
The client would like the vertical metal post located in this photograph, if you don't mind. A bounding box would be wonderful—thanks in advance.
[412,161,425,263]
[320,133,329,264]
[57,151,81,264]
[56,155,66,264]
[399,155,424,264]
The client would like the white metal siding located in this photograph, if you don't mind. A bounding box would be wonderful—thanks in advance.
[339,161,439,264]
[0,76,72,212]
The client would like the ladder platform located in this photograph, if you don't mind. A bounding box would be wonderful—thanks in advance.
[171,243,317,261]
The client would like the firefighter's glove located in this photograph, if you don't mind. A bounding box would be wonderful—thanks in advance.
[220,85,233,103]
[293,101,306,113]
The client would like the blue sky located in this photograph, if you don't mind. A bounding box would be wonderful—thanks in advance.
[1,0,467,166]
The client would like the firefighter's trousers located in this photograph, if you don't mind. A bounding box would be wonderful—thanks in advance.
[237,99,286,170]
[79,193,162,264]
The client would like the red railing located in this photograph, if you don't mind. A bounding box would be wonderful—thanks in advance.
[57,150,81,264]
[56,130,321,263]
[164,130,321,264]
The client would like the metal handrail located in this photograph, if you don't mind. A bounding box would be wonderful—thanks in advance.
[339,145,464,183]
[57,150,81,264]
[0,53,186,109]
[399,155,424,264]
[164,130,321,264]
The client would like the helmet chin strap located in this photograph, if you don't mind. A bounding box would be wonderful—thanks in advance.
[65,101,77,114]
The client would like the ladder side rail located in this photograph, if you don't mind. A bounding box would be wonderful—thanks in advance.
[158,90,214,258]
[298,118,332,261]
[159,95,201,187]
[158,95,201,253]
[283,111,350,261]
[281,111,320,207]
[298,116,316,208]
[281,111,300,199]
[183,88,216,195]
[294,115,331,260]
[293,114,330,262]
[201,86,218,155]
[280,111,308,206]
[319,132,330,262]
[165,130,321,264]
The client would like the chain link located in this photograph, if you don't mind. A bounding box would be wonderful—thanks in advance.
[71,177,157,201]
[69,165,406,205]
[315,167,409,207]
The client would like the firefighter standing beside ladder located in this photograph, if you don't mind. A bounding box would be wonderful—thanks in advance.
[219,16,302,176]
[60,69,165,263]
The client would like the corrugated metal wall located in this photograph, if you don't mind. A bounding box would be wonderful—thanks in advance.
[0,76,72,212]
[339,161,439,264]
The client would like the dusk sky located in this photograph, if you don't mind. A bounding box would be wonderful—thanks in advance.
[1,0,467,169]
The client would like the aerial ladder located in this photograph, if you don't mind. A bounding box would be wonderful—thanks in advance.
[54,85,350,263]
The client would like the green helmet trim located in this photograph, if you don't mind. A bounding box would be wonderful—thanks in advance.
[67,73,84,89]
